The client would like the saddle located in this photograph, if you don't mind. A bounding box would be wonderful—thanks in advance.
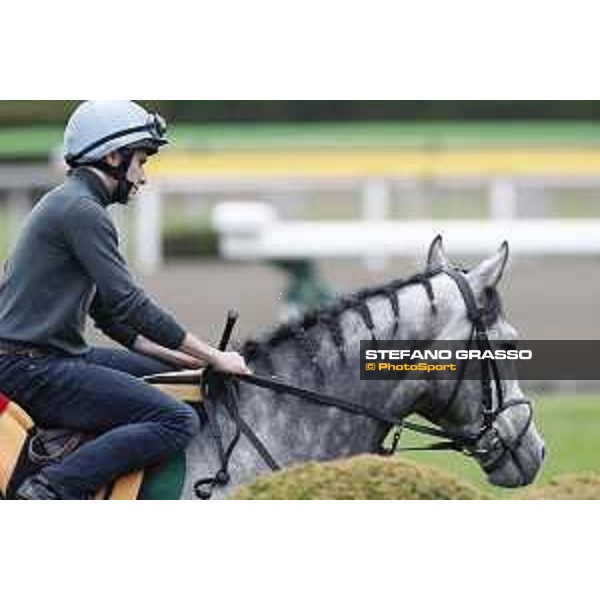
[0,373,204,500]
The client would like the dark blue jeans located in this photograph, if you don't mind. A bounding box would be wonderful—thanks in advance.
[0,347,200,498]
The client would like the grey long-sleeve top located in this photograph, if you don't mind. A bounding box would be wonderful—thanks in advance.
[0,168,186,355]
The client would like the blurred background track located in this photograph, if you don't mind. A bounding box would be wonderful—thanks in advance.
[1,111,600,342]
[0,101,598,487]
[132,256,600,343]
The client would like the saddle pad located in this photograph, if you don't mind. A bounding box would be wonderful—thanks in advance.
[138,451,187,500]
[95,471,145,500]
[0,392,33,497]
[144,371,204,404]
[95,452,187,500]
[0,381,192,499]
[153,383,203,404]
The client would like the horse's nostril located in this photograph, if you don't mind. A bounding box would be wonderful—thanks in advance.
[541,445,546,460]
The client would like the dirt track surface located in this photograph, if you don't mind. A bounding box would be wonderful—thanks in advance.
[108,256,600,345]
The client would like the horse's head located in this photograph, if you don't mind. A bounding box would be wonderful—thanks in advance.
[421,236,545,488]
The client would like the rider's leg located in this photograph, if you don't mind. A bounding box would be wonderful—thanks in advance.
[84,346,176,377]
[10,356,200,499]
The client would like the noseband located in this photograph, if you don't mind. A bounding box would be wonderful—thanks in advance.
[476,398,534,484]
[177,267,532,498]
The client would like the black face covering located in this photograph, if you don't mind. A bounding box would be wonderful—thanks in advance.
[87,148,135,204]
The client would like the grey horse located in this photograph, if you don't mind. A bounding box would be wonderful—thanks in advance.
[182,237,545,498]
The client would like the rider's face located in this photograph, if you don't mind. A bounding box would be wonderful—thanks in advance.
[125,150,148,198]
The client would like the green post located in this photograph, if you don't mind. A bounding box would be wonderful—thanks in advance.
[272,259,334,319]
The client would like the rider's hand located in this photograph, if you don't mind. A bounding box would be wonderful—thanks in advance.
[210,351,252,375]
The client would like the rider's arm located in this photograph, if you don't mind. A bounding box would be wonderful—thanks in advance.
[89,291,138,349]
[130,332,250,374]
[89,292,200,368]
[65,198,249,375]
[63,198,186,349]
[89,292,204,368]
[179,333,251,374]
[132,335,207,369]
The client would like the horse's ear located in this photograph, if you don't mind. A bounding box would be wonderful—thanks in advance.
[426,235,450,271]
[467,241,509,296]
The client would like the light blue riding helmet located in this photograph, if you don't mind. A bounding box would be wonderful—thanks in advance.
[64,100,168,166]
[63,100,168,203]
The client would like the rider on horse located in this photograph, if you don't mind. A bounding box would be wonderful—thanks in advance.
[0,100,250,499]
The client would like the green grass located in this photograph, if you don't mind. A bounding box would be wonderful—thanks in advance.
[398,392,600,497]
[231,392,598,499]
[5,121,600,160]
[170,121,600,150]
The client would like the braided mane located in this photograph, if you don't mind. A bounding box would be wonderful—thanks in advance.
[241,271,439,367]
[242,266,504,363]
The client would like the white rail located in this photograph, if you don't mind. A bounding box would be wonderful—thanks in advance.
[212,202,600,260]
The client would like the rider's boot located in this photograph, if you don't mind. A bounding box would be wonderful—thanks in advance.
[15,474,65,500]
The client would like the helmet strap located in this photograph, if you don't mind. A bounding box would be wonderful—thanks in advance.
[87,148,135,204]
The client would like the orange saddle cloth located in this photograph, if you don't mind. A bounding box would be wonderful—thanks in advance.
[0,373,202,500]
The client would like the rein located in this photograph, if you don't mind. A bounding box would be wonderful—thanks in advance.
[186,267,518,499]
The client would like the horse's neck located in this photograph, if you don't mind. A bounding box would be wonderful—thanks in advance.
[235,281,438,465]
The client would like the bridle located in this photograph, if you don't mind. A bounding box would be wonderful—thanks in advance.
[437,267,534,481]
[150,266,533,499]
[436,266,510,432]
